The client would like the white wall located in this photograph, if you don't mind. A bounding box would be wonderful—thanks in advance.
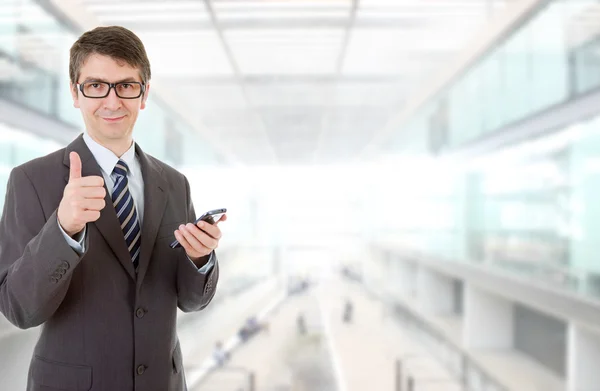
[417,268,455,315]
[567,324,600,391]
[463,284,514,349]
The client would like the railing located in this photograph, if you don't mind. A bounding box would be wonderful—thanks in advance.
[349,271,510,391]
[186,288,287,389]
[391,300,509,391]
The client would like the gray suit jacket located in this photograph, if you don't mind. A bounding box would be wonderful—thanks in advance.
[0,134,219,391]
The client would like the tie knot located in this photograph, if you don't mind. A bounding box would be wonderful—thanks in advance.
[113,160,129,177]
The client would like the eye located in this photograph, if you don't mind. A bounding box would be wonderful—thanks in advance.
[90,83,101,89]
[120,83,132,89]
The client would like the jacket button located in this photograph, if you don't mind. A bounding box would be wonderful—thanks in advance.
[60,261,70,270]
[50,276,58,284]
[136,308,145,318]
[137,365,146,375]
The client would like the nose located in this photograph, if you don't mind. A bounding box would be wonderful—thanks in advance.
[103,87,122,111]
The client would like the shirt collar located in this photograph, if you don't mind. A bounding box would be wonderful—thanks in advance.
[82,132,137,177]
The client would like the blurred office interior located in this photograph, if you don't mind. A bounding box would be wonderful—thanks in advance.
[2,0,600,390]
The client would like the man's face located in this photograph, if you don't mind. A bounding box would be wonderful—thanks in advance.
[70,53,150,145]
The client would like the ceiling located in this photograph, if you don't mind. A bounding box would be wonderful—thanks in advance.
[76,0,514,165]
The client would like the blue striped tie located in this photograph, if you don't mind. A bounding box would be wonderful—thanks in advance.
[111,160,141,270]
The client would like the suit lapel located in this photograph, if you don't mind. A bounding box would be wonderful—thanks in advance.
[63,134,136,280]
[135,143,168,287]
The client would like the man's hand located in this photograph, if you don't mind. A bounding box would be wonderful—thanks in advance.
[57,152,106,237]
[174,214,227,264]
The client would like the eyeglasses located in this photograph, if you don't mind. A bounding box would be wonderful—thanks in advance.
[77,81,145,99]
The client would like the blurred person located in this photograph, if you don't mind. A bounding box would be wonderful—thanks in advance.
[238,315,268,341]
[296,312,306,335]
[239,316,258,341]
[212,341,229,366]
[0,26,226,391]
[343,298,353,324]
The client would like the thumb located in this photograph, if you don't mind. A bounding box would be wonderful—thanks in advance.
[69,151,82,181]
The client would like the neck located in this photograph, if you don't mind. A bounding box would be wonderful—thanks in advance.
[88,132,132,158]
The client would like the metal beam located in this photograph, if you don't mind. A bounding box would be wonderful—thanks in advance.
[95,17,437,31]
[312,0,359,164]
[336,0,359,74]
[446,85,600,159]
[159,74,407,84]
[203,0,278,164]
[0,98,80,145]
[359,0,550,158]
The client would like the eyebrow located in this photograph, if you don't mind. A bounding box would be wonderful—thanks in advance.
[81,77,140,84]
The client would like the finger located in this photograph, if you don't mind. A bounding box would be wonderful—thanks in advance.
[79,198,106,211]
[69,152,82,181]
[79,186,106,199]
[196,220,221,240]
[188,223,220,247]
[174,230,193,254]
[183,224,214,250]
[176,228,211,255]
[183,224,216,250]
[80,210,101,222]
[76,176,104,188]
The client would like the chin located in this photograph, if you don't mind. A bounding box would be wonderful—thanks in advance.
[98,127,131,140]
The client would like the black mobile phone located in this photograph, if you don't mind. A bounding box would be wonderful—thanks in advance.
[169,208,227,249]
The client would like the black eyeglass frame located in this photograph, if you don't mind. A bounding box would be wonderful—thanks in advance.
[77,81,146,99]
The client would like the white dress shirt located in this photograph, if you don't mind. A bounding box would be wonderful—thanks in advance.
[59,132,213,273]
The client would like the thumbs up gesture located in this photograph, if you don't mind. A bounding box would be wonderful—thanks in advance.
[57,152,107,237]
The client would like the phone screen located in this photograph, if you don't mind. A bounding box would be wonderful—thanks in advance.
[201,213,225,225]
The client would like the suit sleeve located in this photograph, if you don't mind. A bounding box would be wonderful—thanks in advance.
[176,176,219,313]
[0,167,87,329]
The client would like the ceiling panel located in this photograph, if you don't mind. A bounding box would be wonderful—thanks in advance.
[314,107,392,161]
[226,29,344,75]
[170,81,248,109]
[245,82,331,107]
[73,0,514,165]
[342,26,474,75]
[212,0,353,11]
[259,107,324,139]
[138,30,234,76]
[199,109,265,134]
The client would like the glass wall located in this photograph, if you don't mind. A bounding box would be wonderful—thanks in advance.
[0,123,63,211]
[0,0,223,173]
[385,113,600,300]
[0,0,76,125]
[372,0,600,301]
[468,151,570,280]
[390,0,598,153]
[464,114,600,297]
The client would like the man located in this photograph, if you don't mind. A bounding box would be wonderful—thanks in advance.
[0,26,225,391]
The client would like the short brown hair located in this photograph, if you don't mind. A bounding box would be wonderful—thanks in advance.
[69,26,151,86]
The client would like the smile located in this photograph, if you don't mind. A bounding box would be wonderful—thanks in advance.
[102,115,126,122]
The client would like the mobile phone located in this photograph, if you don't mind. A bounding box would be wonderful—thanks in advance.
[169,208,227,249]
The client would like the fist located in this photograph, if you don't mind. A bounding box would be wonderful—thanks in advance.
[174,215,227,264]
[57,152,107,237]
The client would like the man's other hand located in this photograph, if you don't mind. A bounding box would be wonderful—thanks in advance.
[174,214,227,264]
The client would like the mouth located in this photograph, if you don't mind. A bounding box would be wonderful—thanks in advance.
[102,115,126,123]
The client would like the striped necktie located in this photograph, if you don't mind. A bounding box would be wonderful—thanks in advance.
[111,160,141,270]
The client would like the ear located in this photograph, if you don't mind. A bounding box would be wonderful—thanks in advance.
[141,83,150,110]
[70,82,80,108]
